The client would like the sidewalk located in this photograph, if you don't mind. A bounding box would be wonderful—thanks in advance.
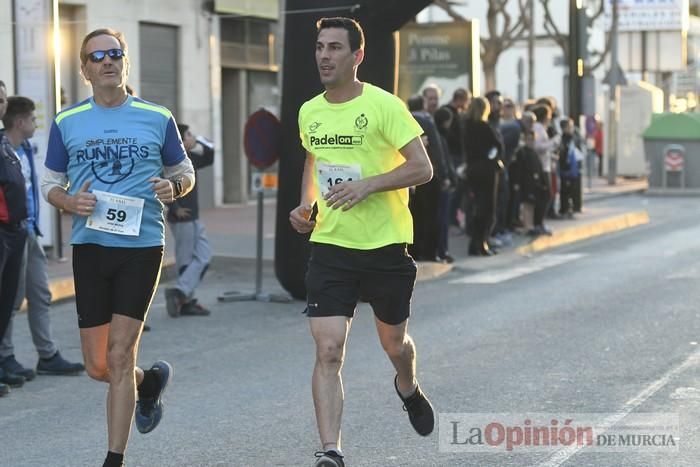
[42,176,648,304]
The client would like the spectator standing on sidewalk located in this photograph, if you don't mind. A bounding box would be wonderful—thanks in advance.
[439,88,470,230]
[421,84,441,116]
[407,94,447,262]
[0,96,85,381]
[510,110,536,228]
[164,124,214,317]
[536,97,562,219]
[499,98,521,232]
[532,104,559,232]
[485,90,512,248]
[433,106,459,263]
[0,80,28,395]
[290,17,435,467]
[593,117,604,177]
[512,129,548,234]
[41,29,194,467]
[462,97,503,256]
[558,118,581,218]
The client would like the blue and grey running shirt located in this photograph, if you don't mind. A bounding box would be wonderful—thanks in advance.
[45,95,187,247]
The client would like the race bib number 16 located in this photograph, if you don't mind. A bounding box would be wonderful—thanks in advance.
[316,163,362,197]
[86,190,145,236]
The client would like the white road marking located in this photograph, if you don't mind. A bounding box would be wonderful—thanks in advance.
[537,348,700,467]
[669,387,700,400]
[449,254,587,284]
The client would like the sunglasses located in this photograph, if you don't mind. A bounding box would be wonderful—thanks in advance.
[87,48,124,63]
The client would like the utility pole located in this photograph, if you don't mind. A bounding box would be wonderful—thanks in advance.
[607,0,619,185]
[568,0,588,121]
[527,0,535,99]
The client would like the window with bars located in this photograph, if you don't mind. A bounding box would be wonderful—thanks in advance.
[220,17,276,69]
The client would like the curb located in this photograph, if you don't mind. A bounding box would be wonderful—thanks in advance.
[646,188,700,196]
[46,255,453,306]
[45,277,75,307]
[584,187,647,203]
[516,210,650,255]
[45,211,649,305]
[416,261,453,281]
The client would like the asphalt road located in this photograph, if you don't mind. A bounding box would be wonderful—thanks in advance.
[3,195,700,467]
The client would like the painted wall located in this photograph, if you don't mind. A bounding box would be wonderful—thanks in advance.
[57,0,214,137]
[0,0,16,93]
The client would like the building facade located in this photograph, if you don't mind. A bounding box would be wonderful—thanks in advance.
[1,0,282,215]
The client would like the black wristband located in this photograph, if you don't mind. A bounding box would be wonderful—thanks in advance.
[171,177,184,198]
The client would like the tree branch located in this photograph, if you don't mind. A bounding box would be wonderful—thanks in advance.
[503,0,530,45]
[589,0,616,71]
[588,0,605,27]
[540,0,568,56]
[433,0,468,21]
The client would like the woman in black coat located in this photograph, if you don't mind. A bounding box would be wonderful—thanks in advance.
[462,97,504,256]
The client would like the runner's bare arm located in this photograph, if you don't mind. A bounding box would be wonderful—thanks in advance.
[41,168,96,216]
[324,136,433,211]
[289,151,317,234]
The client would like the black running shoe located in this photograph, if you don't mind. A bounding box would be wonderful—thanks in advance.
[394,375,435,436]
[314,450,345,467]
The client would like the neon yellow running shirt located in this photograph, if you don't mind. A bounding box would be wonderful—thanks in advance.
[299,83,423,249]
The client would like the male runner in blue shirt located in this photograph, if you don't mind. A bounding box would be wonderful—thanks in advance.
[41,29,194,467]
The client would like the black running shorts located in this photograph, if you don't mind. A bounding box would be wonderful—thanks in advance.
[73,243,163,328]
[304,242,417,325]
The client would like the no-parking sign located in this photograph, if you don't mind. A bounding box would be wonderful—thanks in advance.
[244,108,281,169]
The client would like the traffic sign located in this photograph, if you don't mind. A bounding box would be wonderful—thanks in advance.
[251,172,279,193]
[244,108,281,169]
[664,145,684,172]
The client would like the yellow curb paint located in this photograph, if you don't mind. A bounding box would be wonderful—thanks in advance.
[517,211,650,256]
[40,211,649,308]
[48,278,75,304]
[416,261,453,282]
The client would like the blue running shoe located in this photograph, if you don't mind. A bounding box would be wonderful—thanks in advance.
[135,360,173,434]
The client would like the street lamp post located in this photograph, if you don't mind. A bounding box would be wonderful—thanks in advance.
[607,0,619,185]
[568,0,589,122]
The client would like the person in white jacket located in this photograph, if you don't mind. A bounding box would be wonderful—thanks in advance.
[531,104,559,233]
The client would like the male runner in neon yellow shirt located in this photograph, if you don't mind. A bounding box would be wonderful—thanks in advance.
[289,17,435,467]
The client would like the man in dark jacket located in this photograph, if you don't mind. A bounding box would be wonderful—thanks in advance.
[164,124,214,317]
[407,95,448,261]
[439,88,470,230]
[512,129,549,235]
[0,81,29,394]
[0,96,84,383]
[462,97,504,256]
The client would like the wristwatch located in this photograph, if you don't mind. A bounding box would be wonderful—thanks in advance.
[171,177,185,198]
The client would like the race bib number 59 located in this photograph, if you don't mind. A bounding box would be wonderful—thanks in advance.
[86,190,144,236]
[317,163,362,197]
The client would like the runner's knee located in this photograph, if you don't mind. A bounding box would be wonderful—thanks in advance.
[107,345,135,375]
[85,360,109,382]
[315,340,345,367]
